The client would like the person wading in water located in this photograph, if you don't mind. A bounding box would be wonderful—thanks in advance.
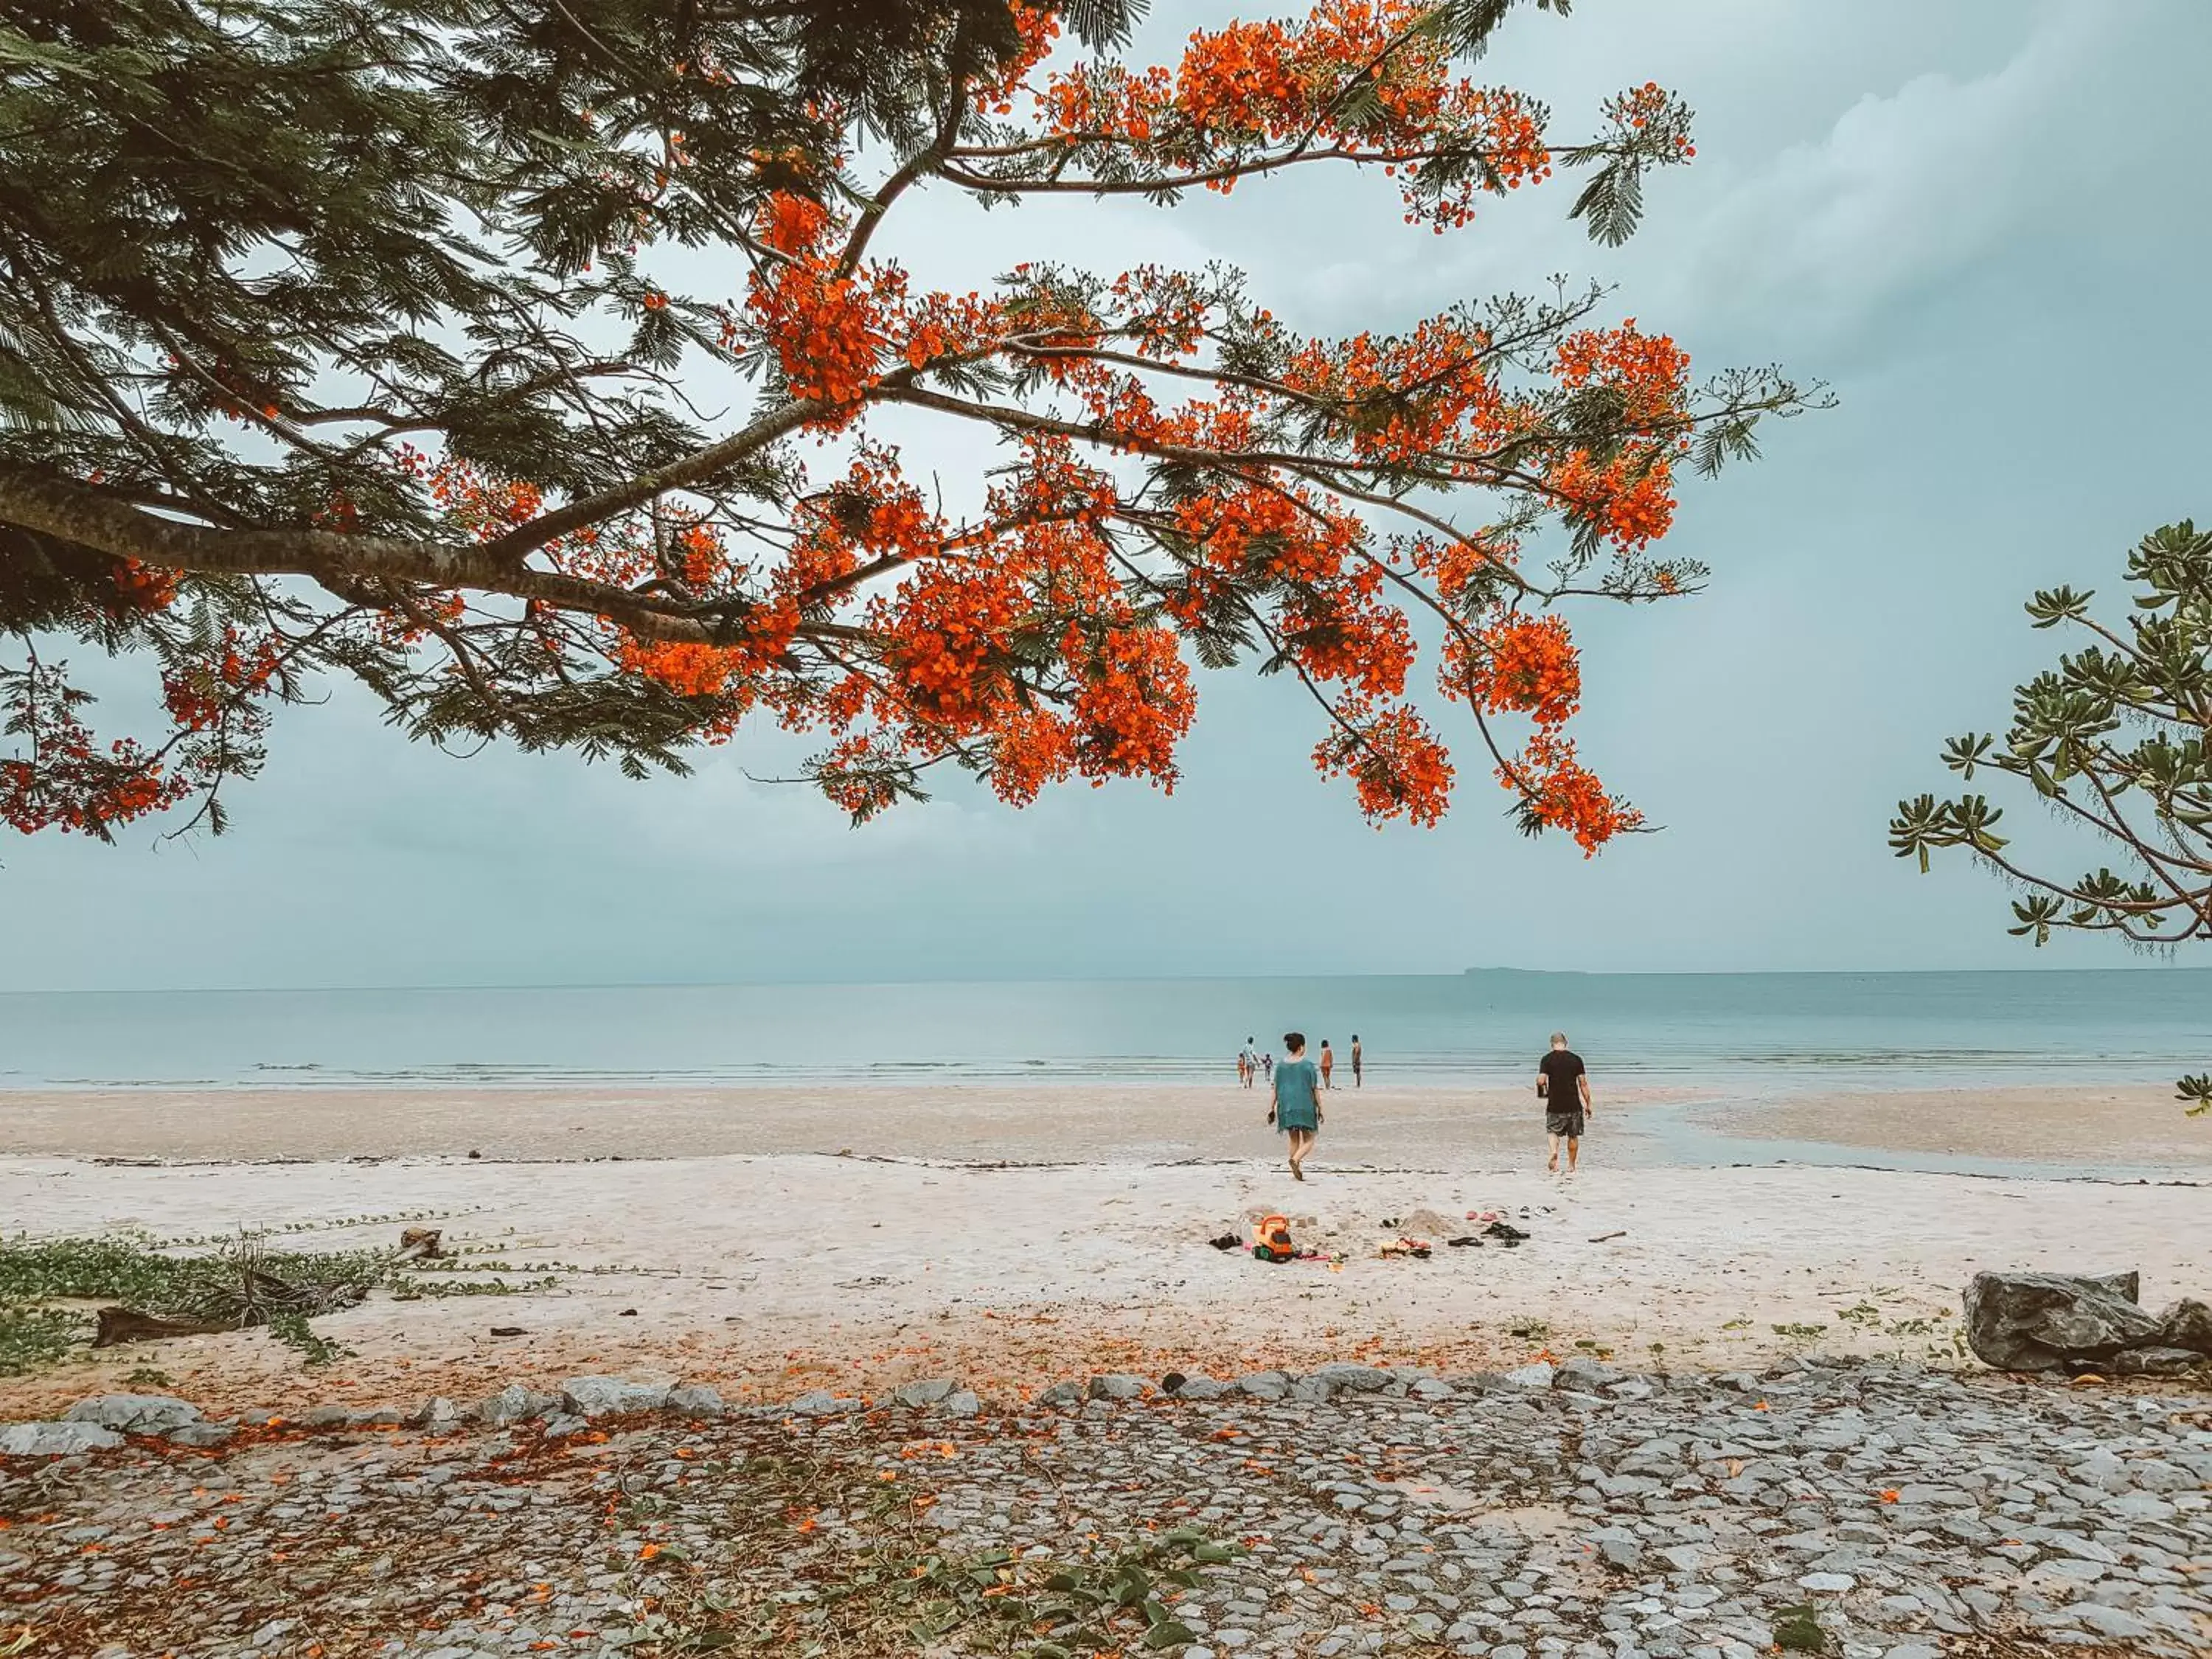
[1268,1032,1324,1180]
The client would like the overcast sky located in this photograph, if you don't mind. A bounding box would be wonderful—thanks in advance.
[9,0,2211,992]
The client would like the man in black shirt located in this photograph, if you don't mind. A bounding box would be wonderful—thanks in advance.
[1536,1032,1592,1174]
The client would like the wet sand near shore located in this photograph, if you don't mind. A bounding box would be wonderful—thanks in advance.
[0,1082,1683,1166]
[1694,1083,2211,1169]
[1,1079,2202,1174]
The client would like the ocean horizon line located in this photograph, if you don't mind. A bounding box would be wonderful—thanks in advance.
[0,961,2205,1000]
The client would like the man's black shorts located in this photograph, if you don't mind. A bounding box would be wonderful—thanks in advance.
[1545,1110,1585,1138]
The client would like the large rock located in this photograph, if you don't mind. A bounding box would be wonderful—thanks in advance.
[1963,1271,2163,1371]
[2111,1346,2207,1378]
[560,1377,669,1418]
[1553,1358,1624,1393]
[2156,1297,2212,1354]
[167,1422,237,1448]
[0,1421,122,1456]
[63,1394,201,1434]
[476,1384,556,1427]
[666,1384,725,1418]
[1310,1363,1393,1393]
[891,1378,956,1408]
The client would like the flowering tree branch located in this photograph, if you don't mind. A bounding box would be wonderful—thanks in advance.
[1,0,1819,843]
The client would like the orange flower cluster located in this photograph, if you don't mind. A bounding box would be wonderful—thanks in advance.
[1554,319,1691,421]
[972,1,1062,115]
[745,195,890,408]
[1313,703,1455,828]
[1,659,190,835]
[0,740,181,835]
[1038,0,1557,229]
[1068,621,1197,789]
[1282,316,1514,462]
[1545,322,1694,549]
[1451,612,1579,725]
[111,558,180,611]
[1405,529,1520,603]
[1605,80,1696,159]
[613,638,751,702]
[1506,731,1643,855]
[160,630,282,734]
[421,454,543,543]
[743,195,1026,417]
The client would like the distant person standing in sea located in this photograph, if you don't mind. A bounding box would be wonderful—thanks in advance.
[1537,1032,1592,1174]
[1318,1039,1335,1090]
[1268,1032,1324,1180]
[1239,1037,1259,1089]
[1262,1051,1273,1082]
[1350,1034,1363,1088]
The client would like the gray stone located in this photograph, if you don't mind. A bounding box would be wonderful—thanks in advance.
[1961,1270,2161,1371]
[891,1378,956,1408]
[1236,1371,1290,1399]
[476,1384,554,1426]
[1599,1538,1644,1571]
[0,1422,122,1455]
[1037,1381,1085,1408]
[1554,1359,1624,1392]
[939,1390,981,1418]
[2110,1346,2205,1377]
[538,1411,588,1437]
[666,1383,725,1418]
[1088,1374,1150,1399]
[411,1396,462,1429]
[165,1423,235,1448]
[787,1391,859,1416]
[2070,1604,2154,1641]
[1501,1362,1556,1391]
[1408,1377,1457,1400]
[1176,1377,1236,1400]
[560,1377,670,1418]
[1796,1573,1855,1594]
[1312,1363,1394,1393]
[2157,1295,2212,1354]
[63,1394,201,1435]
[2098,1492,2176,1522]
[302,1404,352,1428]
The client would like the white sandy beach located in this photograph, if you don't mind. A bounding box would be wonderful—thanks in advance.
[1,1081,2205,1419]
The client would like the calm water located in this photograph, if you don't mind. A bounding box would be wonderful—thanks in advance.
[0,970,2204,1092]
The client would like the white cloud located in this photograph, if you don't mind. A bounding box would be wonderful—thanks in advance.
[1632,1,2126,339]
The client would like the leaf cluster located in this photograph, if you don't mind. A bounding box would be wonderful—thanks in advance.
[1891,518,2212,1114]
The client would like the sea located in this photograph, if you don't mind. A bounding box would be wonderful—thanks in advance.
[0,969,2204,1094]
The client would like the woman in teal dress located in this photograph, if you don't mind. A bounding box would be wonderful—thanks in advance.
[1268,1031,1324,1180]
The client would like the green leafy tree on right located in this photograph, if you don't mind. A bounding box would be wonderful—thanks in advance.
[1891,520,2212,1116]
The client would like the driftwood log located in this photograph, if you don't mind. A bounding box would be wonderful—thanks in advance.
[86,1226,442,1348]
[92,1308,234,1347]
